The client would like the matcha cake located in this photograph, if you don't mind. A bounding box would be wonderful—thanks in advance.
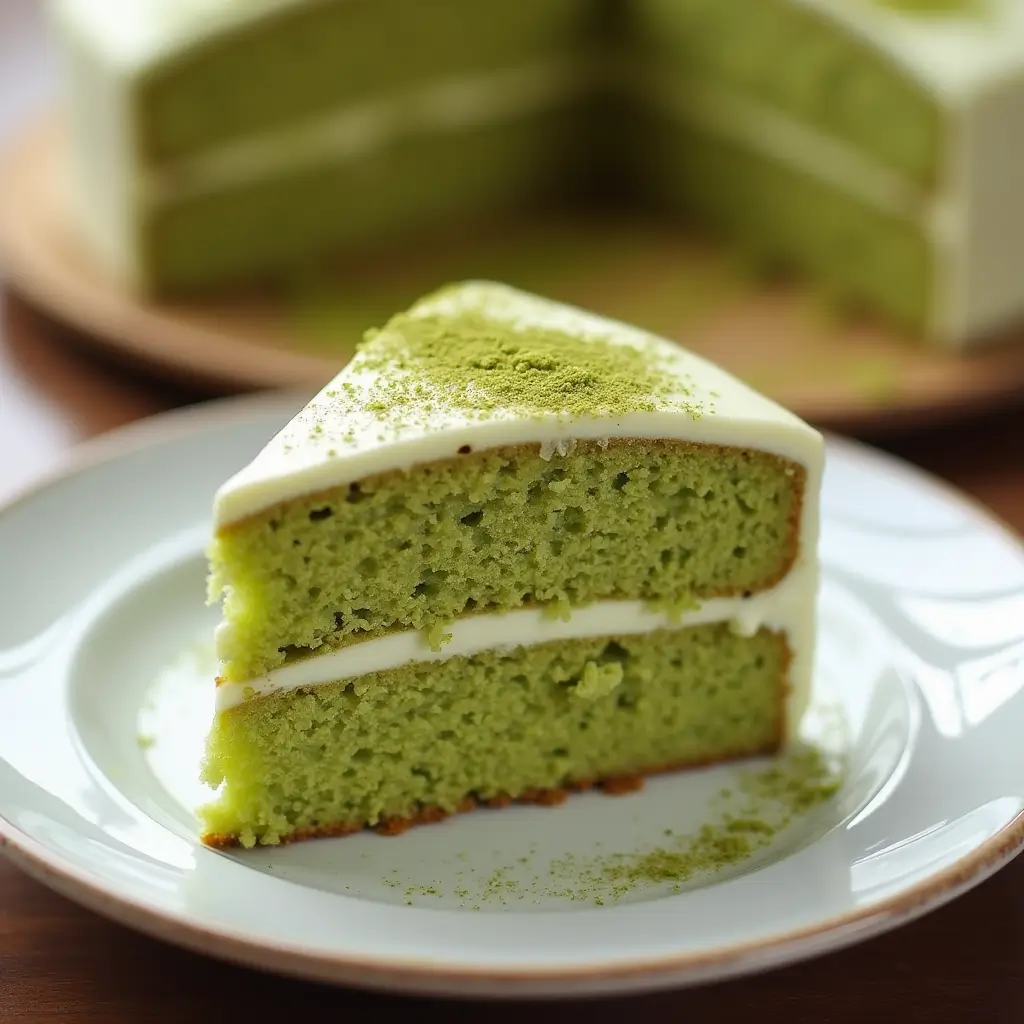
[199,281,823,848]
[51,0,1024,348]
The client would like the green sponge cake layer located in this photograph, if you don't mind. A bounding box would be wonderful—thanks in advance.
[630,0,942,184]
[136,0,597,162]
[200,624,788,848]
[211,440,804,683]
[146,102,589,292]
[635,111,932,333]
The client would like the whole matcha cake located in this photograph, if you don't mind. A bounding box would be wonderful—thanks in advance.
[199,281,823,848]
[50,0,1024,348]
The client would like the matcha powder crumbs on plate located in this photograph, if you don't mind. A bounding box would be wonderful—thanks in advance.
[383,745,843,909]
[544,746,842,904]
[356,300,700,421]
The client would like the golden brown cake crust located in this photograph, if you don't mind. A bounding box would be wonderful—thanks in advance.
[200,738,783,849]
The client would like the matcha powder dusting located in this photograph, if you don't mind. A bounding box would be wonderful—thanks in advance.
[356,298,699,421]
[544,744,842,904]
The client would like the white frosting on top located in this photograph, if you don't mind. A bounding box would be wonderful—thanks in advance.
[51,0,301,71]
[215,577,816,742]
[803,0,1024,102]
[212,282,824,528]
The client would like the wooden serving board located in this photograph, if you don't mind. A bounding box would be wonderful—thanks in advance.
[4,116,1024,434]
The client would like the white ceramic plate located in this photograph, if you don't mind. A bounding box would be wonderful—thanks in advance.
[1,393,1023,1000]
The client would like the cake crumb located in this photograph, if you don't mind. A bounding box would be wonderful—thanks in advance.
[574,661,624,699]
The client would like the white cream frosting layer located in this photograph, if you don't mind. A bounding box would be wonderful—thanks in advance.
[215,573,816,743]
[52,0,305,72]
[143,62,589,207]
[213,282,824,528]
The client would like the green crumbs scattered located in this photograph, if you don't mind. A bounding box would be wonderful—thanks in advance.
[373,744,842,909]
[543,746,841,903]
[352,283,698,422]
[425,621,454,653]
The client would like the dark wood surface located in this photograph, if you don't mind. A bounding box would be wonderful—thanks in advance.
[3,4,1024,1020]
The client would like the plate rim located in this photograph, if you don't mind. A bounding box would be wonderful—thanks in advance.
[2,391,1024,998]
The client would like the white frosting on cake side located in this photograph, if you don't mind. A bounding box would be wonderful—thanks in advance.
[214,572,817,743]
[51,0,302,72]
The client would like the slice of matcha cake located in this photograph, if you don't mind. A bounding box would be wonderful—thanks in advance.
[200,281,823,848]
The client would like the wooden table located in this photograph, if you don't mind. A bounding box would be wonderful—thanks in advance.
[3,6,1024,1021]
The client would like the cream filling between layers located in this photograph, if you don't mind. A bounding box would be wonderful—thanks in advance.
[56,55,592,289]
[628,67,933,226]
[214,568,817,743]
[624,68,961,346]
[142,60,595,206]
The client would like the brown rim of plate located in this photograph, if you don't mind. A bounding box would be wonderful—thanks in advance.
[0,392,1023,994]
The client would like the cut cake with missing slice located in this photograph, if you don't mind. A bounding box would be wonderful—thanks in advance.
[199,281,824,848]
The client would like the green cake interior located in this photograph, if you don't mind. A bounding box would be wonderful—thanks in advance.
[211,439,804,682]
[629,111,933,332]
[137,0,599,161]
[135,0,940,184]
[147,103,592,292]
[628,0,942,185]
[200,624,788,847]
